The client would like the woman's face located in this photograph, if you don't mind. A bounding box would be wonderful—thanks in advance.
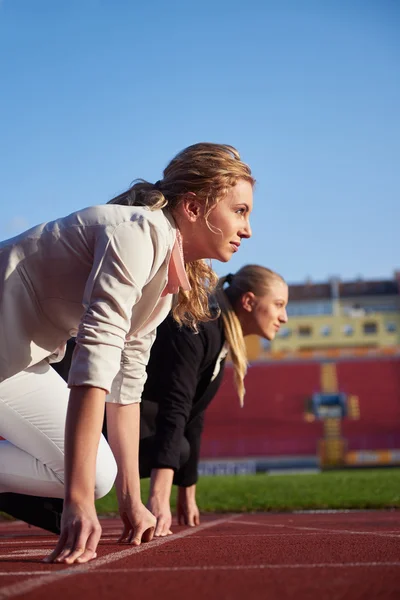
[181,179,253,262]
[245,279,289,340]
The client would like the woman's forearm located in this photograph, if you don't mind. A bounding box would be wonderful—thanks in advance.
[149,468,174,502]
[106,402,142,504]
[64,386,106,504]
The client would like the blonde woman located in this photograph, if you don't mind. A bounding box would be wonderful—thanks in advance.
[138,265,288,536]
[0,143,254,564]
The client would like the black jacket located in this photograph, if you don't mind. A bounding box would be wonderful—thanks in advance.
[52,314,227,487]
[141,313,227,486]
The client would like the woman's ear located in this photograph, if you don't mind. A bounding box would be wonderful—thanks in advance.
[241,291,256,313]
[180,193,203,223]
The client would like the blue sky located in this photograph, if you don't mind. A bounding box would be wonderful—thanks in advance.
[0,0,398,284]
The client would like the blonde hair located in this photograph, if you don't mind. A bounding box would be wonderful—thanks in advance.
[108,143,255,329]
[216,265,285,407]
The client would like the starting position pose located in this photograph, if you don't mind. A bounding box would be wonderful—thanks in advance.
[0,143,254,563]
[139,265,288,536]
[33,265,288,537]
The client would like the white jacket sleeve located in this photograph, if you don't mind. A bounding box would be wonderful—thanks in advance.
[68,215,162,395]
[106,329,157,404]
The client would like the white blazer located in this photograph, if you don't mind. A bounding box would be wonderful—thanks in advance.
[0,204,181,404]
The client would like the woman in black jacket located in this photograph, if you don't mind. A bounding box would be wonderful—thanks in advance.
[141,264,288,536]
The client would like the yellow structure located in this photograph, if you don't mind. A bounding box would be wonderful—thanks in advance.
[246,272,400,360]
[318,363,347,468]
[345,449,400,467]
[272,312,400,354]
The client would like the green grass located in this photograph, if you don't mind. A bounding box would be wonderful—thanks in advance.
[95,468,400,514]
[2,468,398,522]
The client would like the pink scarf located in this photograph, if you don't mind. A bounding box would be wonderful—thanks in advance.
[161,229,191,296]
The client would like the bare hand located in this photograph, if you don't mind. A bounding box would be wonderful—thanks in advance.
[177,485,200,527]
[146,495,173,537]
[118,500,157,545]
[43,502,101,564]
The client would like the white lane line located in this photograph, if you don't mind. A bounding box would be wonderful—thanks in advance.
[0,537,131,546]
[0,515,239,600]
[0,536,175,547]
[1,562,400,577]
[269,524,400,539]
[60,561,400,571]
[0,550,46,559]
[230,520,400,539]
[0,532,326,560]
[184,533,328,538]
[232,520,286,527]
[2,523,398,548]
[0,574,53,577]
[293,509,362,514]
[92,562,400,571]
[0,541,56,547]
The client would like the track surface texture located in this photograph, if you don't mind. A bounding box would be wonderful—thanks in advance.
[0,511,399,599]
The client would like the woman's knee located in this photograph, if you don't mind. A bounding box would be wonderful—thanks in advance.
[94,438,118,500]
[94,460,117,500]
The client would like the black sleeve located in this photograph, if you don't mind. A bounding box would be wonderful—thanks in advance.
[143,317,206,472]
[173,412,205,487]
[50,339,75,382]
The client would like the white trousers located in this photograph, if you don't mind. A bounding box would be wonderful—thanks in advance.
[0,361,117,499]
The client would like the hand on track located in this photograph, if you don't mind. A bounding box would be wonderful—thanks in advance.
[43,502,101,564]
[177,486,200,527]
[118,501,157,545]
[146,496,173,537]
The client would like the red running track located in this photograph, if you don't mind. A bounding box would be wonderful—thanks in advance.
[0,511,399,599]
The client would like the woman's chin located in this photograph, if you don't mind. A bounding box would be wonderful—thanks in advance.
[215,252,231,263]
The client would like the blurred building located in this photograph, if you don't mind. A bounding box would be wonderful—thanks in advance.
[246,271,400,360]
[201,271,400,472]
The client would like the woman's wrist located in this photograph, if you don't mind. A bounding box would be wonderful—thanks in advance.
[65,487,96,506]
[178,484,196,501]
[149,468,174,502]
[115,473,142,504]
